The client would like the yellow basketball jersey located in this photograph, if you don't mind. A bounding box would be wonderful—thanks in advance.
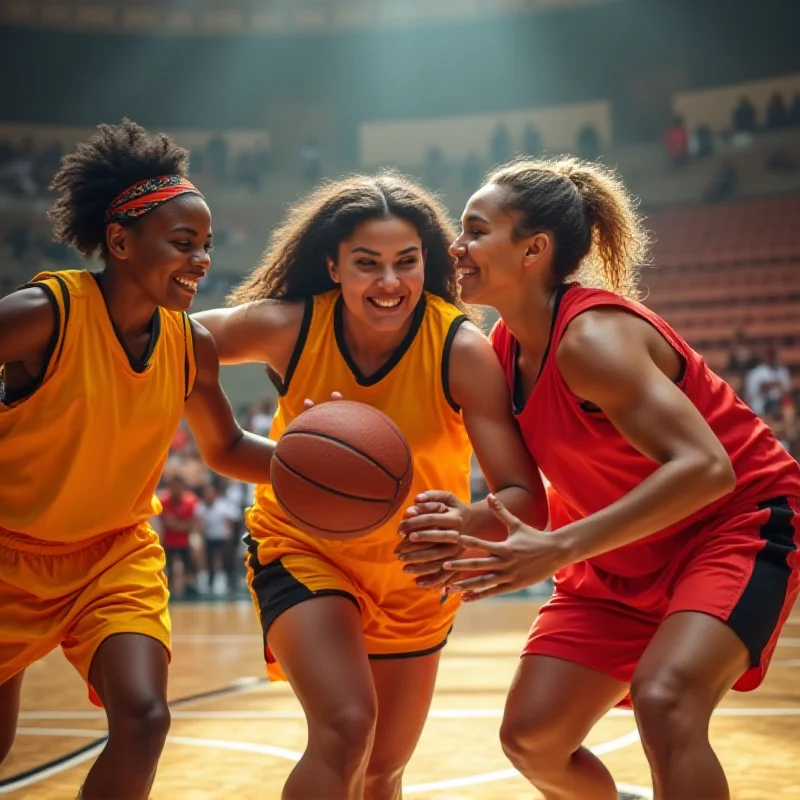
[247,289,473,562]
[0,269,196,543]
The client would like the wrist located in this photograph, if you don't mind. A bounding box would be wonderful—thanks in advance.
[461,503,479,537]
[556,522,588,565]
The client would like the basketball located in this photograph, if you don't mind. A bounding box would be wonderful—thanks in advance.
[270,400,414,539]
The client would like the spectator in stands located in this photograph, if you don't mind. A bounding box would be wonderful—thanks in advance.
[664,116,689,165]
[522,123,542,156]
[462,153,483,191]
[694,123,714,157]
[732,96,757,134]
[745,345,791,418]
[248,396,276,437]
[423,146,446,191]
[726,329,760,379]
[704,160,738,203]
[577,124,600,162]
[301,138,321,184]
[491,122,511,166]
[207,133,229,185]
[765,92,789,130]
[197,480,239,596]
[158,474,200,600]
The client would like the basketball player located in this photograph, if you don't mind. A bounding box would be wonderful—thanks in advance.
[193,172,546,800]
[0,120,278,800]
[399,157,800,800]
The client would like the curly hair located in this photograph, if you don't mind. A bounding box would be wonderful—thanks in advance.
[486,157,651,300]
[48,118,190,259]
[228,171,475,319]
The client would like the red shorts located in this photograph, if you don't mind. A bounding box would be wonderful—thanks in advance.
[526,496,800,694]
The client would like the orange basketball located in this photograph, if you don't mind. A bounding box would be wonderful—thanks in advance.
[270,401,414,539]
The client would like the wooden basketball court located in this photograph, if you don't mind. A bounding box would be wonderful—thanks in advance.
[2,600,798,799]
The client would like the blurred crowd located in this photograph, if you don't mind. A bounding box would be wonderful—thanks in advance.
[723,335,798,458]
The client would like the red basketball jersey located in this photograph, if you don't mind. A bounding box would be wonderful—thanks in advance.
[491,284,800,576]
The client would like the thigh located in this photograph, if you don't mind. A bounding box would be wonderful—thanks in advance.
[367,651,441,774]
[267,594,377,726]
[668,496,800,691]
[632,611,750,713]
[503,654,629,747]
[524,590,658,687]
[63,525,171,706]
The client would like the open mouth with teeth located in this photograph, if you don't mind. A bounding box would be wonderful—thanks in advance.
[173,276,200,294]
[368,296,404,310]
[457,265,478,282]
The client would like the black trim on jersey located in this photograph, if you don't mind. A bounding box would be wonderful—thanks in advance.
[268,296,314,396]
[92,272,161,373]
[184,315,201,400]
[512,283,568,414]
[50,274,71,368]
[0,281,63,406]
[334,293,427,387]
[441,315,469,413]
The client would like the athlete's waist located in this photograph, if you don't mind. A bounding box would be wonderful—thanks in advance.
[0,523,146,555]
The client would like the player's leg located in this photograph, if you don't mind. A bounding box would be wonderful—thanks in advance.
[633,499,800,800]
[500,655,628,800]
[65,524,173,800]
[0,671,25,765]
[267,595,378,800]
[79,633,170,800]
[363,650,442,800]
[631,612,748,800]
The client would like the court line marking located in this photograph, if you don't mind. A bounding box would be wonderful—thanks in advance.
[0,678,268,794]
[9,727,649,798]
[18,706,800,721]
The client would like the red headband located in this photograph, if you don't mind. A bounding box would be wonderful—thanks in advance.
[104,175,202,225]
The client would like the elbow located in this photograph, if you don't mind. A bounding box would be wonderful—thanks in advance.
[696,451,736,502]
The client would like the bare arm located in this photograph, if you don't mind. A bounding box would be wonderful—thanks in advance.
[182,321,276,485]
[554,308,736,562]
[397,323,547,544]
[450,323,548,537]
[0,287,57,372]
[191,300,305,376]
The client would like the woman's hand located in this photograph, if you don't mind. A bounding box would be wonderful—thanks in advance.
[395,491,473,589]
[302,391,343,410]
[442,494,573,601]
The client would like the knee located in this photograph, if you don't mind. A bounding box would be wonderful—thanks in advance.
[500,710,565,773]
[108,694,171,753]
[631,671,696,747]
[315,703,377,775]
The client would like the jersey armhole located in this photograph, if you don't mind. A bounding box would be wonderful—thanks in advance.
[185,316,199,399]
[267,296,314,396]
[441,315,470,413]
[1,275,70,406]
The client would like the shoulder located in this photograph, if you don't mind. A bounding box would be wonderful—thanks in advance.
[448,322,510,407]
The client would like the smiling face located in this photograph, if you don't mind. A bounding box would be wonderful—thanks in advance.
[449,183,552,307]
[327,216,425,333]
[106,194,213,312]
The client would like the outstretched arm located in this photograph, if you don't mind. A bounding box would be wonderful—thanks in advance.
[182,321,276,485]
[192,299,304,373]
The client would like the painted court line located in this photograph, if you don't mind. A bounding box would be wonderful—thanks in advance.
[10,727,648,797]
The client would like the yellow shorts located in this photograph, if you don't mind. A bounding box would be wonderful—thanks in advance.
[0,522,171,706]
[245,536,460,681]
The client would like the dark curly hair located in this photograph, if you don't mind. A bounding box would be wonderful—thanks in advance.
[228,171,476,320]
[48,118,190,259]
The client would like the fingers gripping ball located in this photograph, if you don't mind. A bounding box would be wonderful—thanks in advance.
[271,401,414,539]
